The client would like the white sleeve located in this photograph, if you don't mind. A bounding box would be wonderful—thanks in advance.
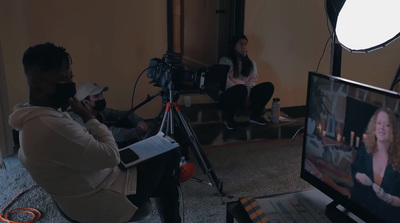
[49,117,120,171]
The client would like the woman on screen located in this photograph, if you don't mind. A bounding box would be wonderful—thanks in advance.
[351,107,400,222]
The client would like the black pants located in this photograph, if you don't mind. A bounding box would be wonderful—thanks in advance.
[219,82,274,122]
[127,150,181,223]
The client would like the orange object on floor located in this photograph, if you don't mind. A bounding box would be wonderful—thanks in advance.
[179,163,195,183]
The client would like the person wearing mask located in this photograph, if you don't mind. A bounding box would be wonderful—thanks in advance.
[219,34,274,130]
[69,82,148,148]
[9,42,181,223]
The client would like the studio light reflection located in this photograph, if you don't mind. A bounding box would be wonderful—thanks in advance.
[335,0,400,52]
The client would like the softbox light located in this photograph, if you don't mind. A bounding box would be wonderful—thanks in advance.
[331,0,400,53]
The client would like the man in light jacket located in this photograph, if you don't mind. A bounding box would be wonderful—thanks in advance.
[9,42,181,223]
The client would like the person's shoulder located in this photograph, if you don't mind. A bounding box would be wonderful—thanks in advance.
[66,110,85,125]
[219,56,232,64]
[67,110,79,119]
[9,105,61,130]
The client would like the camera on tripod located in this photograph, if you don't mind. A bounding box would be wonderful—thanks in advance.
[144,51,228,197]
[147,51,230,101]
[147,51,182,90]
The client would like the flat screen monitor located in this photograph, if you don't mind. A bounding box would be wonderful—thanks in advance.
[301,72,400,223]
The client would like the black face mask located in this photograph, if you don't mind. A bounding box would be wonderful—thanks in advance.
[236,51,247,59]
[93,99,106,111]
[48,83,76,109]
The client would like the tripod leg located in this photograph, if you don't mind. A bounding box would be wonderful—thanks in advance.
[172,106,225,197]
[144,104,174,138]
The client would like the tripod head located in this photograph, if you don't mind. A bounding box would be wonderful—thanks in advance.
[161,80,180,104]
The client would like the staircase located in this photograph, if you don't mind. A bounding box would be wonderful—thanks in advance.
[178,101,306,146]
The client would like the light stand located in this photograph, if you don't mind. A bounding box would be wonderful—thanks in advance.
[326,0,345,77]
[329,32,342,77]
[389,64,400,91]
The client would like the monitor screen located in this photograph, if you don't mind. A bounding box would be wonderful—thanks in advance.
[301,72,400,223]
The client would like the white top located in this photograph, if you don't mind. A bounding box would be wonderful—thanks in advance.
[9,104,138,223]
[219,56,258,90]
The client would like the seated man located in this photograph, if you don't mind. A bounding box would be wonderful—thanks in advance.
[69,82,148,148]
[9,42,181,223]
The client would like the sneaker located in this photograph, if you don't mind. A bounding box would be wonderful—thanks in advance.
[249,116,268,126]
[224,120,236,130]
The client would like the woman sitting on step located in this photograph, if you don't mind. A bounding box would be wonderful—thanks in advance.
[218,34,274,130]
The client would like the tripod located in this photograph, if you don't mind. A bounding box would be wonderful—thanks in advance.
[145,82,228,199]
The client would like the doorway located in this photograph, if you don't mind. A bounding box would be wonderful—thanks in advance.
[168,0,244,69]
[0,42,14,167]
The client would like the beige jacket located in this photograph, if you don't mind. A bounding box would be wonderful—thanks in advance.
[9,104,137,223]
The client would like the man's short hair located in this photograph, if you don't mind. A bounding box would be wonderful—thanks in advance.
[22,42,71,75]
[75,83,109,101]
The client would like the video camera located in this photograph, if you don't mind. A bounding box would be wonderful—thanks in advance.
[147,51,229,101]
[147,51,182,90]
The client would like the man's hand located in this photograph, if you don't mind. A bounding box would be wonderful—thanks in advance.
[69,97,95,123]
[81,99,96,115]
[355,173,373,186]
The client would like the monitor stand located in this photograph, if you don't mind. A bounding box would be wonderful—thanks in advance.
[325,201,357,223]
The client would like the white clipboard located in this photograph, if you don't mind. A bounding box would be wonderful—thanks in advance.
[118,132,180,169]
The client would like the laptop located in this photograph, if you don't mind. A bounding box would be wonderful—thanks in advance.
[118,131,180,169]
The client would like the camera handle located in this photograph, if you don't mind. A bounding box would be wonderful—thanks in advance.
[131,91,163,113]
[109,91,163,127]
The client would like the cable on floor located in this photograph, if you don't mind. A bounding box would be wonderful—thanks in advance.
[0,185,42,223]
